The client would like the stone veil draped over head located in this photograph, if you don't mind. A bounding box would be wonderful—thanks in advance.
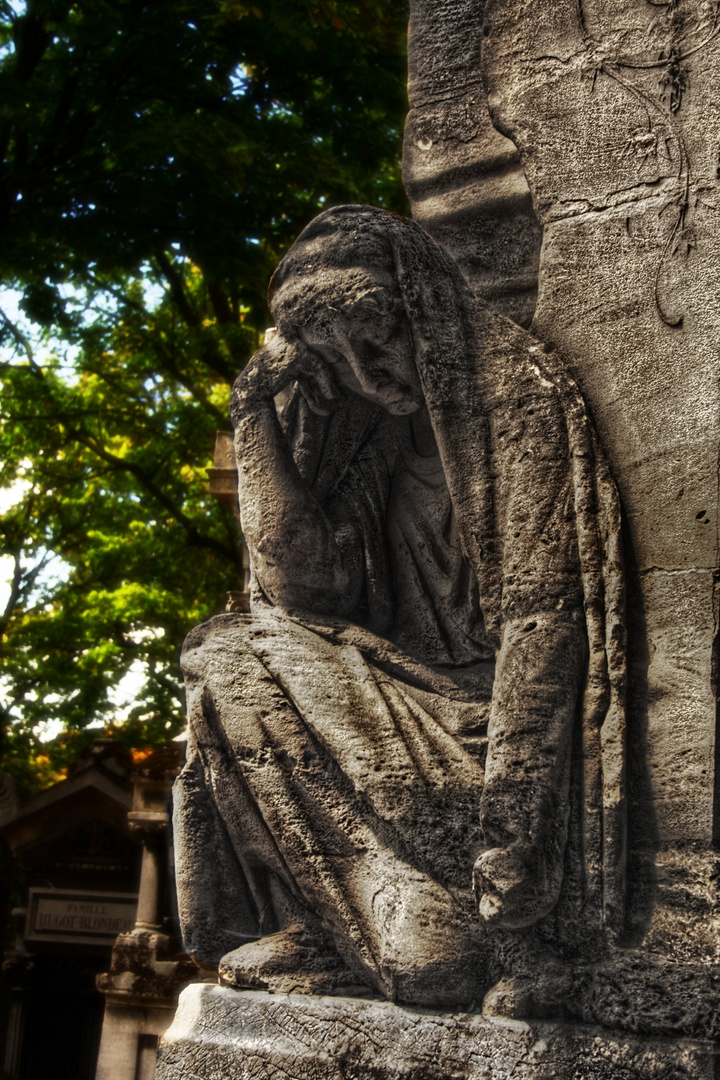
[173,205,627,1009]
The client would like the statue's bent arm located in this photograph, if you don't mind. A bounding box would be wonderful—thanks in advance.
[232,343,364,616]
[470,362,588,927]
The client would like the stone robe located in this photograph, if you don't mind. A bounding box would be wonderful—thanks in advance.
[173,209,626,1006]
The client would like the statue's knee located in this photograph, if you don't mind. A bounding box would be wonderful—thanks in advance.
[183,612,255,654]
[181,612,263,682]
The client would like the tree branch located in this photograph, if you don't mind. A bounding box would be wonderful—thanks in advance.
[0,553,24,640]
[0,306,38,367]
[151,341,227,422]
[155,251,199,328]
[147,657,185,706]
[65,424,239,565]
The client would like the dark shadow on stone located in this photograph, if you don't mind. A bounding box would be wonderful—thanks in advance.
[621,520,658,946]
[711,568,720,848]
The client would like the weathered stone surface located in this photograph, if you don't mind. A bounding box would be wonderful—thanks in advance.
[173,205,628,1016]
[97,930,197,1006]
[398,0,720,1042]
[167,6,720,1071]
[481,0,720,854]
[404,1,542,325]
[156,985,718,1080]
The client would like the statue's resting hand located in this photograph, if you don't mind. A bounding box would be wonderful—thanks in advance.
[473,845,561,930]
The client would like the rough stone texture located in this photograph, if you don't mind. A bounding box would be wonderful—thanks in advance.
[97,930,197,1007]
[403,0,720,1038]
[156,985,718,1080]
[173,205,632,1024]
[479,0,720,820]
[476,0,720,958]
[167,5,720,1071]
[404,1,542,326]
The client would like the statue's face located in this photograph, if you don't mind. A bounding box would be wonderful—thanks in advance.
[273,265,422,415]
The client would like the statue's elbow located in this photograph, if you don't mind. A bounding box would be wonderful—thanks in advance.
[257,562,356,618]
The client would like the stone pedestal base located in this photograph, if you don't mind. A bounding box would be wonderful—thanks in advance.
[156,984,718,1080]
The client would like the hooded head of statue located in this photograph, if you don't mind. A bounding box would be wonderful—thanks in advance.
[268,204,473,417]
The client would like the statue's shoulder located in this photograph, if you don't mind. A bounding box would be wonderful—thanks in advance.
[466,297,571,424]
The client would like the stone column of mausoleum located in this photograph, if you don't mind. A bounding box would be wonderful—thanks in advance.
[403,0,543,328]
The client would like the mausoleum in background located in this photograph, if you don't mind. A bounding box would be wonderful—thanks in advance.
[0,739,196,1080]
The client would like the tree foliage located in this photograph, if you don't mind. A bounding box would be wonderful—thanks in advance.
[0,0,409,795]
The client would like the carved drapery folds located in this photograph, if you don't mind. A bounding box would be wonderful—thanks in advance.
[172,206,627,1011]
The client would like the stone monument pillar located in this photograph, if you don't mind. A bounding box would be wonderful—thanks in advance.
[156,5,719,1077]
[403,0,542,328]
[482,0,720,872]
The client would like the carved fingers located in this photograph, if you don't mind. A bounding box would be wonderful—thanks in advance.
[233,335,338,416]
[294,342,339,416]
[473,843,563,930]
[234,334,302,406]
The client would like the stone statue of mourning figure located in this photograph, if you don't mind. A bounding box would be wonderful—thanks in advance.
[173,205,627,1010]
